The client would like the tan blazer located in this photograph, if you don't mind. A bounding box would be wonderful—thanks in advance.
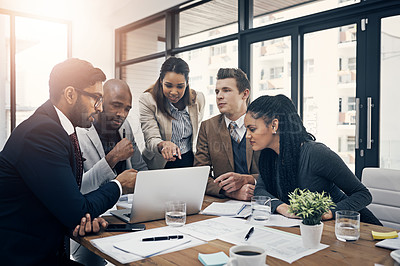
[139,91,205,169]
[194,114,260,197]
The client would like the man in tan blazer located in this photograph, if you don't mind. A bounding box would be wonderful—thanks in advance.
[194,68,260,201]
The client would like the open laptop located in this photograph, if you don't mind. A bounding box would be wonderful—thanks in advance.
[111,166,210,224]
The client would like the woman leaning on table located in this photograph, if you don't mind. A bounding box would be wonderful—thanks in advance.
[244,94,381,225]
[139,57,205,169]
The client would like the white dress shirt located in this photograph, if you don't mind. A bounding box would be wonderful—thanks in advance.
[53,105,122,195]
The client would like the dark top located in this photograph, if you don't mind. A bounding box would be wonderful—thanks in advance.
[255,141,381,225]
[0,100,120,265]
[232,135,249,175]
[94,122,126,175]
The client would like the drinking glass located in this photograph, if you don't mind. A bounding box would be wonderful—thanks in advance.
[251,196,271,222]
[335,210,360,241]
[165,201,186,227]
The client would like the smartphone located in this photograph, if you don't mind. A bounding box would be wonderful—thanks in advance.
[105,223,146,232]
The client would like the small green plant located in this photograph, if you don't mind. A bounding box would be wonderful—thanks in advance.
[288,188,336,225]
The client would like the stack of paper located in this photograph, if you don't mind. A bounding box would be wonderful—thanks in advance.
[201,202,251,218]
[177,217,251,241]
[90,227,205,264]
[114,237,191,258]
[375,232,400,250]
[198,251,229,266]
[218,226,329,264]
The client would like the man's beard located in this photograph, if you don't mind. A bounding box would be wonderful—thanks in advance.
[70,97,93,128]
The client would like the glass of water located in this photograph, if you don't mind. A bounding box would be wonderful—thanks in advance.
[165,201,186,227]
[251,196,271,222]
[335,210,360,242]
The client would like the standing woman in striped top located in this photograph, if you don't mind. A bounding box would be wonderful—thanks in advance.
[139,57,205,169]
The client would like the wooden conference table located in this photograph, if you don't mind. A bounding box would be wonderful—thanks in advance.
[73,196,397,265]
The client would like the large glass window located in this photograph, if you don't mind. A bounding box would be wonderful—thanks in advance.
[380,15,400,170]
[121,58,164,151]
[0,14,10,149]
[253,0,360,28]
[122,18,165,60]
[251,36,291,100]
[303,24,357,172]
[178,40,238,120]
[179,0,238,47]
[115,0,400,173]
[15,16,68,127]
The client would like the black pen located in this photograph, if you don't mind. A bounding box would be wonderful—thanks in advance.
[142,235,184,242]
[244,227,254,241]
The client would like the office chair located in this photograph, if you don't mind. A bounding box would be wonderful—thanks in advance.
[362,167,400,230]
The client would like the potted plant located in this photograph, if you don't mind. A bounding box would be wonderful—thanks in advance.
[288,188,336,248]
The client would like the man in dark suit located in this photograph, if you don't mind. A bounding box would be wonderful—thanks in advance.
[194,68,260,201]
[0,58,136,265]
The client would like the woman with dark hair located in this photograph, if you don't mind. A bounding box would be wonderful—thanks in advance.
[244,94,381,225]
[139,57,205,169]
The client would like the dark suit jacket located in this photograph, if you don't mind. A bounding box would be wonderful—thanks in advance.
[0,100,120,265]
[194,114,260,197]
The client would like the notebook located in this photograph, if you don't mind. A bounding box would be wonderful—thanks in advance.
[111,166,210,224]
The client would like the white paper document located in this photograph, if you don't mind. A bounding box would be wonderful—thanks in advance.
[90,227,205,264]
[177,217,252,241]
[248,214,302,227]
[219,226,329,263]
[114,237,192,258]
[375,233,400,250]
[201,202,251,217]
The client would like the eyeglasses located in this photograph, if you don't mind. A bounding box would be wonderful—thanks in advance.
[74,87,103,108]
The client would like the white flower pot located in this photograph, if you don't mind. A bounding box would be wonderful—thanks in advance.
[299,222,323,249]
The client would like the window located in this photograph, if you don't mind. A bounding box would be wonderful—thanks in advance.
[178,40,238,120]
[347,136,356,153]
[251,36,291,99]
[121,18,165,61]
[304,59,314,74]
[304,24,357,172]
[15,16,68,127]
[339,25,356,43]
[348,57,356,70]
[115,0,400,175]
[210,45,227,57]
[121,58,164,152]
[253,0,360,28]
[179,0,238,47]
[348,97,356,111]
[380,15,400,170]
[0,11,69,148]
[269,67,284,79]
[0,14,10,149]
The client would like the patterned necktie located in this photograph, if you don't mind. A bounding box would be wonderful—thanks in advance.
[229,121,241,143]
[69,132,83,188]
